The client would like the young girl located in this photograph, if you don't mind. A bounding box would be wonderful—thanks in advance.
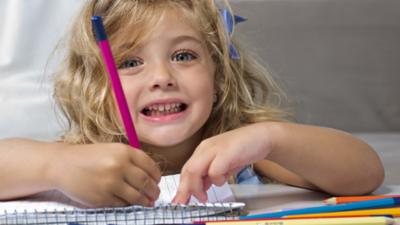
[0,0,384,207]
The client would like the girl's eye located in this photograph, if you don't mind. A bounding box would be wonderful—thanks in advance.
[172,50,198,62]
[119,58,143,69]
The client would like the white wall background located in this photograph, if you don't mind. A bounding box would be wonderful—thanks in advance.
[0,0,83,140]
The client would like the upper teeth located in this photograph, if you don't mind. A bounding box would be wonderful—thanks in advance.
[147,103,182,112]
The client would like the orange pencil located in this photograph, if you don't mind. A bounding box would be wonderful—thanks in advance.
[325,195,400,205]
[285,207,400,219]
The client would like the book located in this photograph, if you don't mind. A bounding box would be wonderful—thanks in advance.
[0,174,245,225]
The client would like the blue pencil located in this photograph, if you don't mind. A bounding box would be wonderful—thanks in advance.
[240,197,400,219]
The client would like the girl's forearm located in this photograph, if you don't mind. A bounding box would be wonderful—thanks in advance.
[263,122,384,195]
[0,138,59,200]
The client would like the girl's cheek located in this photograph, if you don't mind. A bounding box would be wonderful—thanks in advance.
[120,80,143,108]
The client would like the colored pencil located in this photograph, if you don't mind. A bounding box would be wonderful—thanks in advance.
[91,16,140,148]
[285,207,400,218]
[325,195,400,205]
[240,197,400,219]
[205,216,394,225]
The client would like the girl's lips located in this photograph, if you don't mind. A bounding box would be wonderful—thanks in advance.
[142,103,187,115]
[141,109,187,122]
[140,99,189,123]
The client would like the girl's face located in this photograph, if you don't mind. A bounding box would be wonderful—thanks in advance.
[118,9,216,148]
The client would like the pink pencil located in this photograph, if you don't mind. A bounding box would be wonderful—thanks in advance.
[91,16,140,148]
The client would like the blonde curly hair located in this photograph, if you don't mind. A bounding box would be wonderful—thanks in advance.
[54,0,289,146]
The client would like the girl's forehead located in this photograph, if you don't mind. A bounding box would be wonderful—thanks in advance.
[113,7,205,51]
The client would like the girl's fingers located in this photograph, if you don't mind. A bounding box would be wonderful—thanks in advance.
[174,172,208,204]
[208,154,236,186]
[129,150,161,183]
[114,183,152,206]
[124,166,160,201]
[110,195,130,207]
[97,194,128,208]
[227,166,245,181]
[174,145,219,203]
[188,176,208,203]
[174,160,210,204]
[203,176,212,191]
[172,185,190,204]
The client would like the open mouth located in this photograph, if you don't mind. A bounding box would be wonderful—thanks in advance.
[141,103,188,117]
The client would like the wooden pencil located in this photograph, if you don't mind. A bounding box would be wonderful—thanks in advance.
[325,195,400,205]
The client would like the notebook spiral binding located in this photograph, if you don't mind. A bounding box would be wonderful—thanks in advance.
[0,202,245,225]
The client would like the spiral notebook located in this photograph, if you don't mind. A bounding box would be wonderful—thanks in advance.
[0,174,245,225]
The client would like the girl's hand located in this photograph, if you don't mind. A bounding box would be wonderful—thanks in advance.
[173,123,274,204]
[50,143,161,207]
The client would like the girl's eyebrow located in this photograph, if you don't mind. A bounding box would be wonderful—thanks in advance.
[170,35,203,46]
[118,35,201,52]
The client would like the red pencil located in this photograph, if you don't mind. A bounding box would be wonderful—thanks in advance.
[324,195,400,205]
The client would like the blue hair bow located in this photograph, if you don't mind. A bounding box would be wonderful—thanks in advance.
[220,9,246,59]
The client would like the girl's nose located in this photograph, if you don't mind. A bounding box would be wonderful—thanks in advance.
[149,62,177,91]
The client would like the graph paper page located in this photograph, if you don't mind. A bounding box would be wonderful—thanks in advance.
[0,174,235,214]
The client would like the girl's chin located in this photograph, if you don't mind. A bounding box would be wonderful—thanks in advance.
[137,125,204,150]
[140,136,187,148]
[139,129,203,150]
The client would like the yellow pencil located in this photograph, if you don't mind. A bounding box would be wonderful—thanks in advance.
[284,207,400,219]
[206,216,394,225]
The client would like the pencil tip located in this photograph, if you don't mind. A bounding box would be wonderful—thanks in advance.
[324,197,336,205]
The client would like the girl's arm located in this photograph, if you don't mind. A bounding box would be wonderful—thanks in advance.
[0,138,161,207]
[0,138,56,199]
[174,122,384,203]
[255,122,384,195]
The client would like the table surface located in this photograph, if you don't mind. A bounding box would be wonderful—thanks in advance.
[230,184,400,215]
